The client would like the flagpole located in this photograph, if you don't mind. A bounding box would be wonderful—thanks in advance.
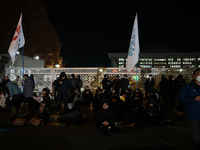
[21,12,25,96]
[136,65,137,92]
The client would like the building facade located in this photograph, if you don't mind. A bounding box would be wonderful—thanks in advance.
[108,51,200,68]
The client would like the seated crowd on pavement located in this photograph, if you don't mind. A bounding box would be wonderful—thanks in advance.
[0,72,186,135]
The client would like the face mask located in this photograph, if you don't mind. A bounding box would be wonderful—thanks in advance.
[196,76,200,82]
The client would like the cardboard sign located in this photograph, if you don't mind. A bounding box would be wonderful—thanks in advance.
[29,117,43,126]
[12,118,27,126]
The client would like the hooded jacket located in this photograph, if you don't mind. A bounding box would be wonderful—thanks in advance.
[178,79,200,120]
[102,74,112,92]
[23,76,33,97]
[54,72,73,100]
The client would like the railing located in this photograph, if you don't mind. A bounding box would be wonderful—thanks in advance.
[5,67,195,93]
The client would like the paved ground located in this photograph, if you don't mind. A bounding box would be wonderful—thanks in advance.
[0,102,191,150]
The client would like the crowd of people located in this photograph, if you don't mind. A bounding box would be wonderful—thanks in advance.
[1,69,200,149]
[0,72,186,134]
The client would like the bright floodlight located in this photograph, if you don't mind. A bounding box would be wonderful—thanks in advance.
[35,56,39,60]
[55,64,60,68]
[17,51,20,54]
[180,69,183,72]
[99,69,103,72]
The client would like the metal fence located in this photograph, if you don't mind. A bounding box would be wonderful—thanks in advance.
[5,67,195,93]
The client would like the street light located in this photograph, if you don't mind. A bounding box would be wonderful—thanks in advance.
[55,64,59,68]
[35,56,39,60]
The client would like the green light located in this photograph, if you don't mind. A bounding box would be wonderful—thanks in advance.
[133,76,139,81]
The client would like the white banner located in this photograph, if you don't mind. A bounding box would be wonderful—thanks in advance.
[8,14,25,67]
[126,14,140,72]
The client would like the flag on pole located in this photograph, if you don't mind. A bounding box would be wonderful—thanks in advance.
[126,13,140,72]
[8,13,25,67]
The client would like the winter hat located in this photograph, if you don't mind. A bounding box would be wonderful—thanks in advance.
[104,74,108,78]
[101,99,111,107]
[60,72,66,78]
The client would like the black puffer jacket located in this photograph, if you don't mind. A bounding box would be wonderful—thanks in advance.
[96,100,115,127]
[54,72,73,100]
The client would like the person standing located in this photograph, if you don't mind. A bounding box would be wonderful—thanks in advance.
[22,74,34,115]
[102,74,112,98]
[112,75,121,96]
[168,75,175,105]
[30,74,35,91]
[14,76,21,88]
[174,74,186,113]
[178,68,200,150]
[76,75,83,92]
[120,75,129,95]
[71,74,78,91]
[144,74,154,98]
[54,72,73,110]
[159,75,169,104]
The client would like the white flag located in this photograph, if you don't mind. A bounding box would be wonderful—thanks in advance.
[8,14,25,67]
[126,14,140,72]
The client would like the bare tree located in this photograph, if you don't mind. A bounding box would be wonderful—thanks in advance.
[0,0,64,67]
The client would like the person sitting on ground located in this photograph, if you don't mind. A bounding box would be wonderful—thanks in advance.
[93,89,107,117]
[144,96,171,127]
[110,89,118,98]
[34,101,50,124]
[110,96,124,123]
[58,103,83,126]
[73,88,84,107]
[96,100,115,136]
[41,87,51,106]
[82,87,93,106]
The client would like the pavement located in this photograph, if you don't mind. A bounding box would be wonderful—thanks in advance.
[0,101,191,150]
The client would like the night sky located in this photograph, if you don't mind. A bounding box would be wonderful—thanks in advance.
[43,0,199,67]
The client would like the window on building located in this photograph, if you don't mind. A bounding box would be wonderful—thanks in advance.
[168,62,181,64]
[183,62,192,64]
[168,58,174,61]
[139,62,152,64]
[140,65,152,68]
[183,58,196,61]
[119,62,124,64]
[170,65,181,68]
[119,58,124,61]
[198,58,200,61]
[139,58,152,61]
[177,58,181,61]
[154,59,166,61]
[119,65,124,68]
[154,62,166,65]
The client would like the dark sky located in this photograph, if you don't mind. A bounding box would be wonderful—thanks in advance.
[43,0,199,67]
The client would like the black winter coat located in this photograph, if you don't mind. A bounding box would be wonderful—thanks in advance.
[96,107,115,127]
[54,77,73,100]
